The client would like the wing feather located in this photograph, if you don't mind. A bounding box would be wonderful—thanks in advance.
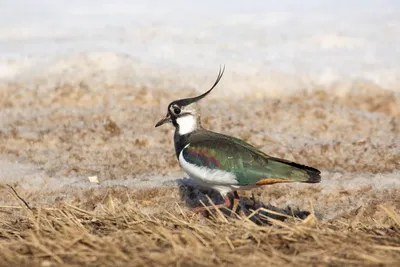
[182,131,321,186]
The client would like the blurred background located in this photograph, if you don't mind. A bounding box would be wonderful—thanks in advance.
[1,0,400,96]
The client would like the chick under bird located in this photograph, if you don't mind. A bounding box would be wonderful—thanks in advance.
[155,67,321,214]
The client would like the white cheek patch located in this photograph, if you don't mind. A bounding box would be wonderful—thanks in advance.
[177,115,198,135]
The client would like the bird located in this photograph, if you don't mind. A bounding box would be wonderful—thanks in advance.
[155,66,321,214]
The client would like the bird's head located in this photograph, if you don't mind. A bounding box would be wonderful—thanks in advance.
[155,66,225,135]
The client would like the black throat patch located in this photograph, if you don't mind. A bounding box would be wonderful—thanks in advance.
[173,130,191,158]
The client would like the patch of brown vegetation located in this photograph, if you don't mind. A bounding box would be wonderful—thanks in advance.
[0,82,399,184]
[0,76,399,266]
[0,189,399,267]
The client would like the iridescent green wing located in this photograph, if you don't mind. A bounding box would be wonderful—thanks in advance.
[182,134,320,185]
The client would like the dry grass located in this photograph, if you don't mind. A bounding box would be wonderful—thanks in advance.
[0,74,400,266]
[0,185,399,267]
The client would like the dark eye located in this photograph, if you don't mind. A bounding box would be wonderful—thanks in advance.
[173,107,181,114]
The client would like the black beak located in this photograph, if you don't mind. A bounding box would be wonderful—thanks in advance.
[155,115,171,127]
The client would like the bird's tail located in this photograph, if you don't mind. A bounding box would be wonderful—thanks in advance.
[302,166,321,183]
[270,157,321,183]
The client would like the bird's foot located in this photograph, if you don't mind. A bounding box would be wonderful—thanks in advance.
[230,191,240,218]
[187,193,241,218]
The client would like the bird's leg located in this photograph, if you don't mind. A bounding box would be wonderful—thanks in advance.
[231,191,240,216]
[251,192,256,203]
[190,195,231,214]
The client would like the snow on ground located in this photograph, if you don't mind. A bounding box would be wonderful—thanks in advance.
[1,0,400,93]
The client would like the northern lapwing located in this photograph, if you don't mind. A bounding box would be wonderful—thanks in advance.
[155,67,321,214]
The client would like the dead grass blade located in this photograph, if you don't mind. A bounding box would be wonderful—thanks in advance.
[246,207,292,220]
[373,245,400,252]
[0,189,398,266]
[380,205,400,226]
[5,184,33,213]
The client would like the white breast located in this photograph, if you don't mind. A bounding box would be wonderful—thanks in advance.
[178,144,238,186]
